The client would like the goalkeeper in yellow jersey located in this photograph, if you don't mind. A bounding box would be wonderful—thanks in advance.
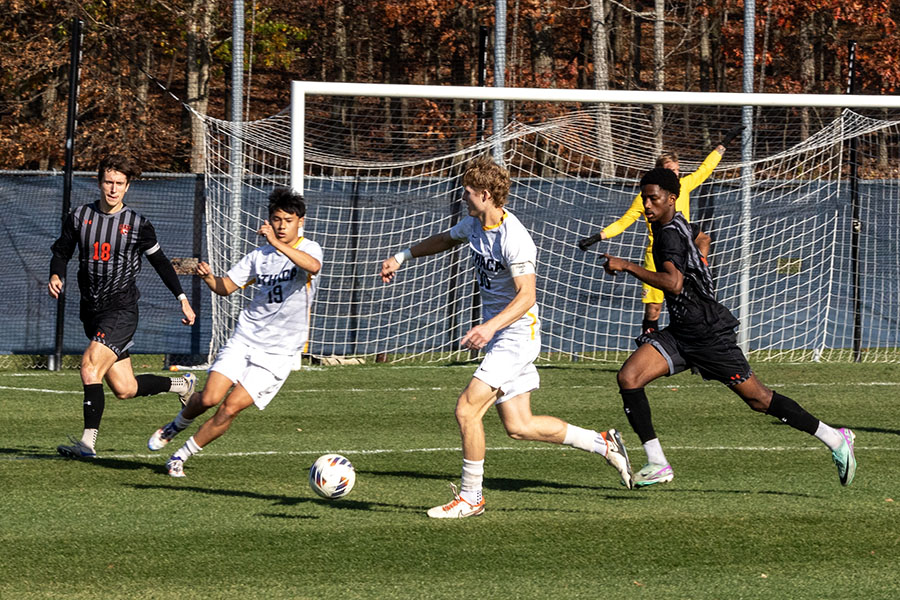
[579,125,742,334]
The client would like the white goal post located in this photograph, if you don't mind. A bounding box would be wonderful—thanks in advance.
[202,82,900,365]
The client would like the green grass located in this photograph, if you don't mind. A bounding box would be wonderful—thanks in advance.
[1,362,898,599]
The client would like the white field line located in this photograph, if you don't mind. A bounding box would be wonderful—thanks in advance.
[4,443,896,462]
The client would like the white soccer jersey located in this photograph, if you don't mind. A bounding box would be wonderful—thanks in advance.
[449,210,539,337]
[226,237,323,355]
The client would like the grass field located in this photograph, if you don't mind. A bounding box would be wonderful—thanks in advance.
[1,361,898,599]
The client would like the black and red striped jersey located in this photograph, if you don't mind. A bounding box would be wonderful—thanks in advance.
[51,201,163,311]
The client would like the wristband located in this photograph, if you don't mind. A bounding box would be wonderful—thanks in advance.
[176,293,188,302]
[393,248,413,266]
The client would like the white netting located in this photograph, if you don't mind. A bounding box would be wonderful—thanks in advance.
[204,93,900,364]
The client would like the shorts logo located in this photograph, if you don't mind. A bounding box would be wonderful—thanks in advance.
[119,224,132,235]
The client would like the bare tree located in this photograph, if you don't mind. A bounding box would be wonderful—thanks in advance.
[186,0,212,173]
[591,0,615,177]
[652,0,665,153]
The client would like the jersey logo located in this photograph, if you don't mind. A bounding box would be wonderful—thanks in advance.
[119,224,132,235]
[83,219,92,225]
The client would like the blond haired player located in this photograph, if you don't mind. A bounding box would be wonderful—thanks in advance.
[579,126,741,334]
[381,156,633,519]
[147,188,323,477]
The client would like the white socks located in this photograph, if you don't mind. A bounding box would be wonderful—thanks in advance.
[814,422,843,451]
[460,458,484,505]
[172,436,202,462]
[563,424,609,457]
[80,428,98,449]
[643,438,668,465]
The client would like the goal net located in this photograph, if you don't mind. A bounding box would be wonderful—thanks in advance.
[203,84,900,364]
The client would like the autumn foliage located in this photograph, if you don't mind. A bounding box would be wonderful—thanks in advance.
[1,0,898,172]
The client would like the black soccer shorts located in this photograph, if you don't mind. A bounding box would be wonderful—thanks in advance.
[80,304,138,359]
[636,327,752,387]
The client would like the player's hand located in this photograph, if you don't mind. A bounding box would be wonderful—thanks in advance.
[380,257,400,283]
[48,275,64,299]
[196,261,212,278]
[461,323,496,352]
[720,124,744,148]
[602,253,626,275]
[180,298,196,326]
[258,220,276,244]
[577,231,605,251]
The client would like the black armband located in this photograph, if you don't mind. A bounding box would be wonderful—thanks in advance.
[146,248,185,298]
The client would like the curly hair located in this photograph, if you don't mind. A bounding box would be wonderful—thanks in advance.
[462,156,510,208]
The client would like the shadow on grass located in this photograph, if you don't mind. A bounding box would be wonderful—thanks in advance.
[833,424,900,437]
[130,482,427,515]
[768,419,900,437]
[359,467,642,497]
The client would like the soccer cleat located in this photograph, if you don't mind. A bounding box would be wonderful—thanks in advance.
[426,483,485,519]
[56,437,97,459]
[832,427,857,486]
[148,423,179,451]
[633,462,674,487]
[178,372,197,406]
[166,457,186,478]
[604,429,633,489]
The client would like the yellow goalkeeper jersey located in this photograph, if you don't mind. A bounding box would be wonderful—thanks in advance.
[602,149,723,246]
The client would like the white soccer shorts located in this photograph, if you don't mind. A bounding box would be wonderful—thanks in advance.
[209,338,294,409]
[473,330,541,404]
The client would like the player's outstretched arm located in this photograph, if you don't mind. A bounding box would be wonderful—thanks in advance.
[196,261,239,296]
[381,232,458,283]
[602,253,684,295]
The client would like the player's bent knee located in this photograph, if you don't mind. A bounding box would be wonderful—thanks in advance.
[617,369,639,390]
[503,421,529,440]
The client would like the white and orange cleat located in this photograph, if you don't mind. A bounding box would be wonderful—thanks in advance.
[426,483,485,519]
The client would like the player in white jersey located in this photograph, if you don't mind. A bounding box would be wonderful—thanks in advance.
[147,188,323,477]
[381,156,634,519]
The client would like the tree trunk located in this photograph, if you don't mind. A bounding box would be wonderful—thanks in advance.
[653,0,665,153]
[39,72,60,170]
[533,0,554,86]
[186,0,212,174]
[590,0,615,177]
[800,17,814,141]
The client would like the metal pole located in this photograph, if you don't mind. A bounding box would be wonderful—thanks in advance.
[476,25,489,140]
[228,0,245,327]
[52,17,83,371]
[847,41,862,362]
[737,0,755,353]
[492,0,506,162]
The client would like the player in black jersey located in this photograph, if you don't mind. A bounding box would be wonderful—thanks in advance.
[600,167,857,488]
[48,155,198,459]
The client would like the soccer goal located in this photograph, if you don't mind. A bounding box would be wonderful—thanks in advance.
[203,82,900,364]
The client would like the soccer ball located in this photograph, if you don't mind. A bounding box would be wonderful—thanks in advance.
[308,454,356,499]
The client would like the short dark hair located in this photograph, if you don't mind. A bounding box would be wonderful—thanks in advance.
[640,167,680,197]
[98,154,141,182]
[268,187,306,218]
